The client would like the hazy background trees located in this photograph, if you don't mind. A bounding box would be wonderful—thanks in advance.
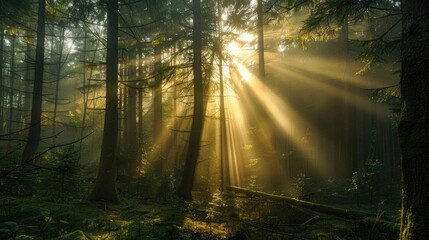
[2,0,426,238]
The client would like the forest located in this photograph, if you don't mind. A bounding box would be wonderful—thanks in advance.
[0,0,428,239]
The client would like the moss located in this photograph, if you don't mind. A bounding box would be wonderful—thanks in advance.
[16,235,35,240]
[52,230,89,240]
[1,192,403,239]
[360,217,400,238]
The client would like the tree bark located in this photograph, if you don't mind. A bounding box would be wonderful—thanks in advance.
[88,0,119,204]
[24,34,33,129]
[218,0,229,190]
[334,17,352,180]
[153,44,162,143]
[79,26,88,162]
[138,88,143,145]
[21,0,45,164]
[399,1,429,239]
[227,185,374,220]
[176,0,203,201]
[152,44,164,172]
[8,35,16,136]
[256,0,265,82]
[0,29,4,134]
[52,25,65,140]
[126,48,138,177]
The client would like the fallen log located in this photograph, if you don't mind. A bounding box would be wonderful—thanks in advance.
[227,186,377,220]
[226,186,399,237]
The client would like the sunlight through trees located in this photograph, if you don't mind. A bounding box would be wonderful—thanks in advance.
[0,0,427,239]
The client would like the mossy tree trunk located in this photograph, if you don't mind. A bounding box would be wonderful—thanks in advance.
[88,0,119,204]
[399,0,429,239]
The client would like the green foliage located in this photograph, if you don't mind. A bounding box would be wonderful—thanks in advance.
[0,220,18,239]
[246,175,263,191]
[137,171,176,202]
[302,0,400,35]
[0,202,74,240]
[356,38,401,75]
[291,172,312,200]
[206,190,226,226]
[0,0,31,19]
[347,158,382,205]
[66,111,82,127]
[370,85,401,124]
[40,145,82,196]
[299,0,402,74]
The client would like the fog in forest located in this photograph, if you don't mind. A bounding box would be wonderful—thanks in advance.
[1,0,424,239]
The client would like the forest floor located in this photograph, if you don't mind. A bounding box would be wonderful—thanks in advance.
[0,191,400,240]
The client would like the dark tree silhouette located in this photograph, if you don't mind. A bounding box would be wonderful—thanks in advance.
[399,1,429,238]
[88,0,119,204]
[176,0,203,201]
[21,0,46,164]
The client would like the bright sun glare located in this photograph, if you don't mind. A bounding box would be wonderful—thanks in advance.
[226,41,240,55]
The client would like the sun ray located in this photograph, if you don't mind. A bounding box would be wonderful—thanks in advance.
[227,58,332,179]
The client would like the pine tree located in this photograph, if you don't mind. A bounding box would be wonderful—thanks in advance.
[88,0,119,204]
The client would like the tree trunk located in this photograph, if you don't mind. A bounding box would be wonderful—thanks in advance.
[88,0,119,204]
[0,28,4,134]
[153,45,162,143]
[21,0,45,164]
[79,26,88,162]
[218,0,229,190]
[138,88,143,145]
[256,0,265,82]
[152,44,164,171]
[138,49,144,147]
[24,35,33,129]
[8,35,16,136]
[52,25,65,140]
[256,0,280,185]
[126,48,138,177]
[176,0,203,201]
[335,17,351,180]
[120,57,128,150]
[399,1,429,239]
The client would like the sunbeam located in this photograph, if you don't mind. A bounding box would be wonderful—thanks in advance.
[229,60,330,178]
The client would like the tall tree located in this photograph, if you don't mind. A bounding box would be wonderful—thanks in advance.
[23,34,33,129]
[125,47,138,177]
[152,43,164,172]
[88,0,119,203]
[293,0,427,237]
[153,44,163,144]
[176,0,203,201]
[218,0,229,190]
[0,0,31,136]
[51,23,66,139]
[21,0,46,164]
[257,0,265,82]
[399,0,429,238]
[0,29,4,133]
[7,34,16,135]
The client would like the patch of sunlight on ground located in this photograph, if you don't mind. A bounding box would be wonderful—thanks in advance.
[181,216,229,236]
